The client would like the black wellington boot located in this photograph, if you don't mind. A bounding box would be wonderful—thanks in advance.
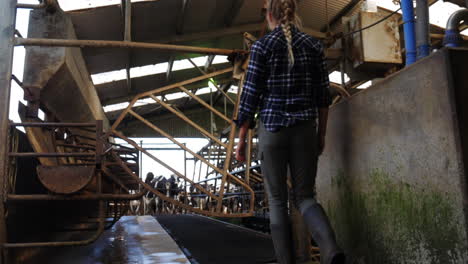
[270,224,296,264]
[302,204,345,264]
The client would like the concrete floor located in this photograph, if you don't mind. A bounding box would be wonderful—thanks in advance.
[15,215,322,264]
[26,216,190,264]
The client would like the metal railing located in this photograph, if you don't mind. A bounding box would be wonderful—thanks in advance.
[4,121,142,248]
[0,0,257,253]
[105,67,256,217]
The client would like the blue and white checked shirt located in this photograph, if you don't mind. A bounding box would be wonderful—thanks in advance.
[236,26,331,132]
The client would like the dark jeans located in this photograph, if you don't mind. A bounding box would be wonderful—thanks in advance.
[259,120,318,226]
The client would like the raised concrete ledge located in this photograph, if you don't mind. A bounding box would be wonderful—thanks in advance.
[133,216,190,264]
[21,216,190,264]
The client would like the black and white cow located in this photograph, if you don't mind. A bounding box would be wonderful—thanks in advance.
[153,176,167,214]
[142,172,156,215]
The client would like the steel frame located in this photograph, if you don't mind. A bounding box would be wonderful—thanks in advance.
[0,0,263,256]
[14,38,246,56]
[106,67,256,217]
[4,120,141,250]
[0,0,18,261]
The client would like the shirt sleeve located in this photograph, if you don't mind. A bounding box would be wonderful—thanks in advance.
[315,44,332,108]
[235,41,267,129]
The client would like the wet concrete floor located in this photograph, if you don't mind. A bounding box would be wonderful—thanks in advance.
[24,216,190,264]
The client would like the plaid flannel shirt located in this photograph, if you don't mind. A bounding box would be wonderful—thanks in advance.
[235,26,331,132]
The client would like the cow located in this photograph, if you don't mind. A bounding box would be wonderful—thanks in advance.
[188,185,199,208]
[205,184,218,212]
[129,194,141,215]
[164,175,181,214]
[191,183,209,211]
[153,176,167,214]
[142,172,156,215]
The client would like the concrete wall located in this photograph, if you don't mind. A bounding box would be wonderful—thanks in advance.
[23,8,109,129]
[317,48,468,263]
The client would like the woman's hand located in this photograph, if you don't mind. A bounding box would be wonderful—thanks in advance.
[235,141,246,162]
[235,121,250,162]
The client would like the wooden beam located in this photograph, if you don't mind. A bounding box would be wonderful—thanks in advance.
[15,37,243,56]
[149,95,228,148]
[179,85,231,123]
[185,56,236,105]
[101,76,233,106]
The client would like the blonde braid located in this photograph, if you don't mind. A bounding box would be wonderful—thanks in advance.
[280,0,295,70]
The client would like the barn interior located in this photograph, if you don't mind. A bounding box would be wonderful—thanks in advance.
[1,0,468,263]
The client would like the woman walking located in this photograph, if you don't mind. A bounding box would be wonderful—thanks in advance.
[235,1,345,263]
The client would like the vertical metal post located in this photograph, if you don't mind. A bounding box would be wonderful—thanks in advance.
[183,143,187,205]
[123,0,132,42]
[0,1,17,262]
[415,0,430,59]
[139,140,143,179]
[205,153,210,179]
[340,61,346,89]
[224,97,227,117]
[192,159,196,182]
[216,74,244,212]
[122,0,132,92]
[198,160,202,181]
[214,144,220,191]
[245,130,253,185]
[95,120,103,165]
[210,87,214,135]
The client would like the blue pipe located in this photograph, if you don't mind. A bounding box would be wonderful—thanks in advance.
[401,0,417,65]
[443,9,468,47]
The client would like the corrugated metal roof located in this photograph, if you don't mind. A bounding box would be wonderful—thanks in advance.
[298,0,354,31]
[97,63,232,105]
[64,0,360,106]
[69,0,357,73]
[232,0,264,26]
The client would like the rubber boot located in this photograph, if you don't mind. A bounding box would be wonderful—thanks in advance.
[302,204,345,264]
[270,224,296,264]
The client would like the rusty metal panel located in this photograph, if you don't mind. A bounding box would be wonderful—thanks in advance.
[24,8,109,129]
[37,165,95,194]
[317,48,468,263]
[349,10,402,67]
